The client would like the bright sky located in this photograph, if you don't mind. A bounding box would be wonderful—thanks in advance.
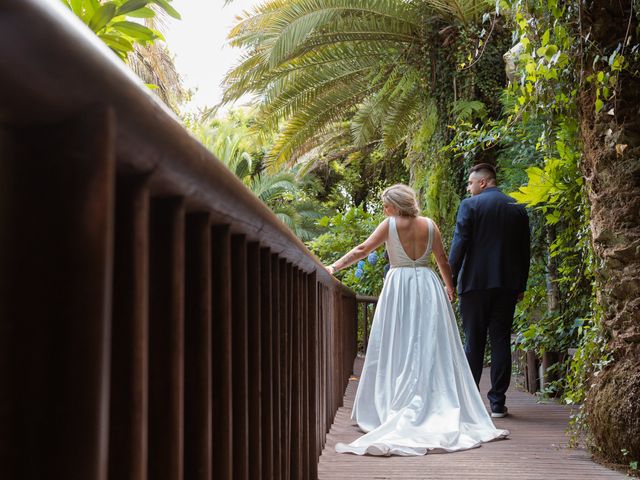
[163,0,261,112]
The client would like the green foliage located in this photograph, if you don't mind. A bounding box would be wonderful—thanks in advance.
[221,0,496,168]
[504,1,606,407]
[61,0,180,60]
[309,207,386,295]
[186,108,328,241]
[422,158,460,247]
[442,0,609,419]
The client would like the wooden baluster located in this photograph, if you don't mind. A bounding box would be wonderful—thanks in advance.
[324,289,336,432]
[184,213,212,480]
[260,248,273,480]
[301,273,310,480]
[211,226,232,480]
[271,255,282,480]
[318,285,325,449]
[335,292,342,410]
[0,108,114,480]
[279,259,289,480]
[306,273,319,476]
[231,235,249,480]
[290,268,301,479]
[246,242,262,480]
[327,289,332,438]
[110,175,149,480]
[287,263,294,480]
[149,197,185,480]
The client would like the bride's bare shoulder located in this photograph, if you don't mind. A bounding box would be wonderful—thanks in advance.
[419,215,432,226]
[372,217,390,233]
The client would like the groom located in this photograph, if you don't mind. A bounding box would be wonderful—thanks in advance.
[449,163,530,418]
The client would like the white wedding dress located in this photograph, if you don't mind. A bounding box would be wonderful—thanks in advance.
[336,217,509,456]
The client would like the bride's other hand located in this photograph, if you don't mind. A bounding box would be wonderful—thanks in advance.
[326,264,336,275]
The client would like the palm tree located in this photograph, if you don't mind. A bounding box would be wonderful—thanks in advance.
[221,0,492,167]
[61,0,188,113]
[127,13,190,114]
[189,108,326,240]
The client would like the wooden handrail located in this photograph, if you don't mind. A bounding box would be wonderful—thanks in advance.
[0,1,358,479]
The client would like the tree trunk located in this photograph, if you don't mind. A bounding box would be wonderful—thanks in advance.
[578,0,640,465]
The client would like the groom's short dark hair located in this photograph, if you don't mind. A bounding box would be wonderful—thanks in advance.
[470,163,497,181]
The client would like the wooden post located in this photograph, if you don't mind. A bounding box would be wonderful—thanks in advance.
[363,303,369,353]
[271,255,282,480]
[260,249,273,480]
[149,197,185,480]
[110,175,149,480]
[246,242,262,480]
[301,274,310,480]
[526,350,538,394]
[211,226,232,480]
[290,268,301,479]
[283,261,292,480]
[231,235,249,480]
[306,272,318,479]
[184,212,213,480]
[0,108,115,480]
[279,260,288,479]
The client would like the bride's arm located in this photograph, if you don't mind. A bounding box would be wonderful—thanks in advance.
[431,222,456,302]
[326,219,389,274]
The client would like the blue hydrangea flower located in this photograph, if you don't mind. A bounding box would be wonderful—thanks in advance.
[357,260,365,269]
[355,268,364,279]
[367,252,378,265]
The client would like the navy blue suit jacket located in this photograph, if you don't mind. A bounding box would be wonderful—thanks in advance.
[448,187,530,294]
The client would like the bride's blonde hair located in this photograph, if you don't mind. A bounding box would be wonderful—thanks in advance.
[381,184,420,217]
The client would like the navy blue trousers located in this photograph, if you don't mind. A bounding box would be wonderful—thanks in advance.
[459,290,518,410]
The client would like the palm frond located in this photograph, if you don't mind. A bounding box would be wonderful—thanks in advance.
[450,99,487,121]
[381,71,423,148]
[424,0,491,23]
[221,0,490,172]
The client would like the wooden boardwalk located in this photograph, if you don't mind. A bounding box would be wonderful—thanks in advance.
[318,357,625,479]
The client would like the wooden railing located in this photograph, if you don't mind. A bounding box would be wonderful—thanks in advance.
[356,295,378,353]
[0,1,358,479]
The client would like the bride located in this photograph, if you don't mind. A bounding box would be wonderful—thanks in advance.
[325,184,509,456]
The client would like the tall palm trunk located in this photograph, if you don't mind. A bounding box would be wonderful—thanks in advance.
[578,0,640,465]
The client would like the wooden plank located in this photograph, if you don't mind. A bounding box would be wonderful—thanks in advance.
[110,175,149,480]
[0,108,114,480]
[318,359,627,480]
[231,235,249,480]
[211,226,233,480]
[149,197,185,480]
[246,242,262,480]
[184,212,212,480]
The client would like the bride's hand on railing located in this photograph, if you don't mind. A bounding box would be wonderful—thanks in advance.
[326,264,337,275]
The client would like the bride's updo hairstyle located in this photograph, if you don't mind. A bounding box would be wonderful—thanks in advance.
[381,184,420,217]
